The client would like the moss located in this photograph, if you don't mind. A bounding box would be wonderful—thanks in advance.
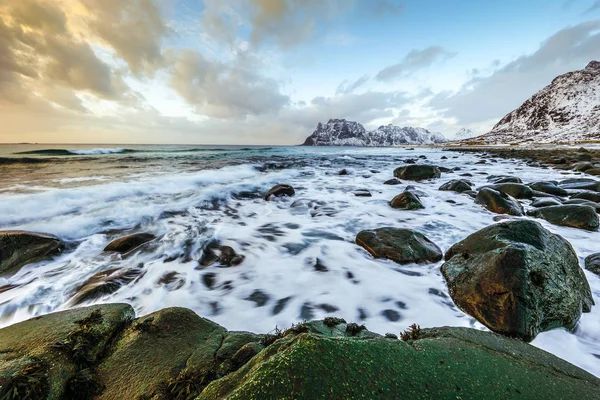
[345,323,366,336]
[132,317,157,334]
[0,361,49,400]
[259,326,284,347]
[385,333,398,339]
[322,317,346,328]
[400,323,422,341]
[160,369,218,400]
[283,322,310,336]
[64,368,103,400]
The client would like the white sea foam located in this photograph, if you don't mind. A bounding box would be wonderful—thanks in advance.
[0,147,599,377]
[68,148,126,155]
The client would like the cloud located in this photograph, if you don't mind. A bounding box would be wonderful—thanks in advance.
[166,49,290,119]
[335,75,370,95]
[585,1,600,14]
[376,46,457,81]
[371,0,404,16]
[428,21,600,125]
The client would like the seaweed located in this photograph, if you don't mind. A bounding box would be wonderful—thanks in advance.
[64,369,103,400]
[400,324,422,341]
[283,321,310,336]
[0,362,49,400]
[161,369,219,400]
[345,323,367,336]
[323,317,346,328]
[385,333,399,339]
[259,326,284,347]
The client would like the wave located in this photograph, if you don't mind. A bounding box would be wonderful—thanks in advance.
[15,147,276,156]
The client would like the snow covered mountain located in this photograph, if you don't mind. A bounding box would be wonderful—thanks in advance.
[473,61,600,144]
[453,128,477,140]
[302,119,447,146]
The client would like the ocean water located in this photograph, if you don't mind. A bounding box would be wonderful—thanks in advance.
[0,144,599,376]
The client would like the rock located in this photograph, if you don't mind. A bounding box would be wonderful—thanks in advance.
[68,266,145,305]
[355,228,442,265]
[559,178,600,192]
[585,168,600,176]
[0,231,64,275]
[353,189,372,197]
[529,181,568,197]
[199,241,245,267]
[442,220,594,341]
[476,188,524,216]
[439,179,472,193]
[389,191,424,210]
[338,169,350,175]
[531,197,562,208]
[572,191,600,202]
[393,165,441,181]
[489,183,533,199]
[487,175,523,184]
[573,162,594,172]
[200,326,600,400]
[157,271,186,291]
[584,253,600,275]
[104,233,155,254]
[438,166,453,173]
[563,198,600,211]
[527,205,599,231]
[265,184,295,200]
[383,178,402,185]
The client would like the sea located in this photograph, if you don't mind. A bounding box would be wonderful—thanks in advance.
[0,144,599,377]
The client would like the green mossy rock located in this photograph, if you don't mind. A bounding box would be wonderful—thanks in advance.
[442,220,594,341]
[356,227,443,265]
[0,231,64,275]
[199,327,600,400]
[394,165,441,181]
[389,191,425,210]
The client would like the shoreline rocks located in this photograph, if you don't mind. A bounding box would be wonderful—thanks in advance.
[104,233,156,254]
[0,231,64,275]
[441,220,594,341]
[265,184,295,200]
[476,188,524,216]
[393,165,441,181]
[356,227,442,264]
[527,204,599,231]
[389,191,424,210]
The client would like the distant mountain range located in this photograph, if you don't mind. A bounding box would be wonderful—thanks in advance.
[469,61,600,144]
[302,119,447,146]
[453,128,477,140]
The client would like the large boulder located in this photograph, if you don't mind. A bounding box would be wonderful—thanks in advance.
[476,188,524,216]
[355,228,442,264]
[527,205,599,231]
[393,165,441,181]
[200,326,600,400]
[104,233,155,253]
[441,220,594,341]
[389,191,424,210]
[0,231,64,275]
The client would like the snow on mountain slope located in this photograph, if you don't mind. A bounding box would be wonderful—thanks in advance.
[302,119,447,146]
[453,128,477,140]
[474,61,600,144]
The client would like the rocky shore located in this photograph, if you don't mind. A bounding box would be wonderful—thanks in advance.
[2,146,600,398]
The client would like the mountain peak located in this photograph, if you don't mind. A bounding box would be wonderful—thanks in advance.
[585,60,600,72]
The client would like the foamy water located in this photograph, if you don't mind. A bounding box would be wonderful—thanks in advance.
[0,145,599,376]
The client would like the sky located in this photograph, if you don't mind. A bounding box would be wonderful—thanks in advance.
[0,0,599,145]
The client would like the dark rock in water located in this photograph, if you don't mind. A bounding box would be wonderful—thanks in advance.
[353,189,372,197]
[438,166,453,173]
[487,175,522,184]
[265,184,295,200]
[584,253,600,276]
[531,197,562,208]
[381,309,401,322]
[202,272,217,289]
[272,296,292,315]
[439,179,472,193]
[383,178,402,185]
[157,271,185,291]
[442,220,594,342]
[355,227,442,265]
[338,169,350,175]
[200,241,245,267]
[527,205,599,231]
[572,191,600,202]
[389,191,424,210]
[314,258,328,272]
[529,181,568,197]
[563,198,600,211]
[476,188,524,216]
[2,304,600,399]
[585,168,600,176]
[489,183,533,199]
[0,230,64,275]
[559,178,600,192]
[246,290,270,307]
[463,190,477,198]
[69,266,145,305]
[393,165,441,181]
[104,233,155,254]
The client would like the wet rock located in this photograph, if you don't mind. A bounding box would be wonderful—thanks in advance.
[202,272,217,289]
[383,178,402,185]
[476,188,524,216]
[559,178,600,192]
[389,191,424,210]
[531,197,562,208]
[563,198,600,211]
[585,168,600,176]
[69,266,145,305]
[246,290,270,307]
[442,220,594,342]
[438,166,453,173]
[527,205,599,231]
[381,309,401,322]
[104,233,155,254]
[338,169,350,175]
[353,189,372,197]
[529,181,568,197]
[272,297,292,315]
[487,175,522,184]
[572,191,600,202]
[584,253,600,276]
[393,165,441,181]
[355,227,442,265]
[572,162,594,171]
[439,179,472,193]
[313,258,328,272]
[200,241,245,267]
[489,183,533,199]
[0,231,64,275]
[157,271,185,291]
[264,184,295,200]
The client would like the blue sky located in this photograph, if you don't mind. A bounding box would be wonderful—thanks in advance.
[0,0,599,144]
